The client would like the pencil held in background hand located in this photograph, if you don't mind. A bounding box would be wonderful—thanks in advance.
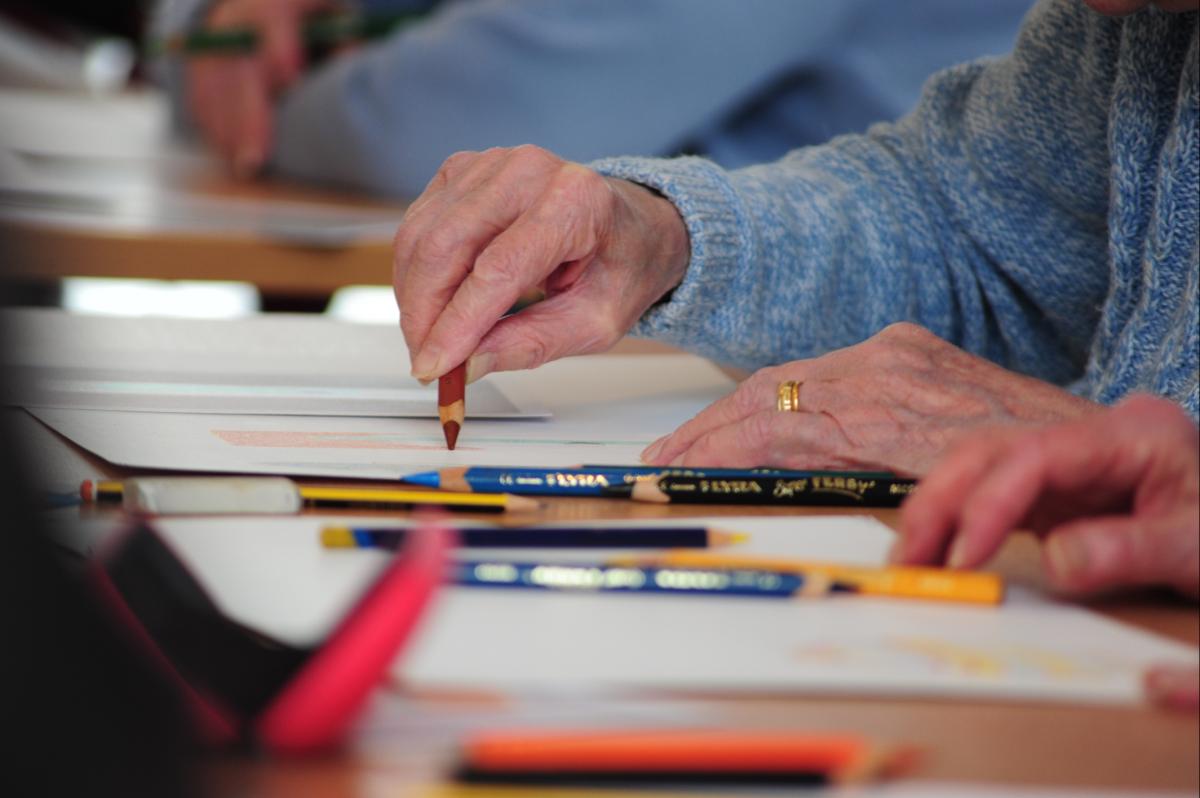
[439,362,466,450]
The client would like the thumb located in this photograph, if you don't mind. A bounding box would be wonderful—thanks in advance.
[1042,514,1195,596]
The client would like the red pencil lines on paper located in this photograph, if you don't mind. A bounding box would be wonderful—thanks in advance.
[211,430,474,450]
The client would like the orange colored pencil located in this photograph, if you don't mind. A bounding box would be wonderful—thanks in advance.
[458,729,914,784]
[438,361,466,450]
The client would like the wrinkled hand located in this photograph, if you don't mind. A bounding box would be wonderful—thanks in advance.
[895,394,1200,598]
[641,322,1099,475]
[393,145,690,383]
[186,0,329,177]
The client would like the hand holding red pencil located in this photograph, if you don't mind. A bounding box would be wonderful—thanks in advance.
[393,145,690,385]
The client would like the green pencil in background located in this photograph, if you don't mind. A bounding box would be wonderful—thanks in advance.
[151,11,422,56]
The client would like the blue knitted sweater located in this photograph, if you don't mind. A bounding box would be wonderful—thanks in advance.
[594,0,1199,418]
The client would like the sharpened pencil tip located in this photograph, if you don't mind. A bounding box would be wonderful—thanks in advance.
[443,421,460,450]
[401,470,441,488]
[320,526,357,548]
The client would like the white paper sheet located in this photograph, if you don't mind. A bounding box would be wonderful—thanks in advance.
[26,349,735,480]
[147,515,1198,706]
[0,89,401,246]
[3,309,542,418]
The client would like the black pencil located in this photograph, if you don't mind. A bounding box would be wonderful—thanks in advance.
[618,473,917,508]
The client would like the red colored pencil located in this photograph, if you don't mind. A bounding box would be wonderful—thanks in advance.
[438,362,466,450]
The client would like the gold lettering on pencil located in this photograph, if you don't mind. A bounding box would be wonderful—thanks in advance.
[889,482,915,495]
[807,476,878,502]
[773,479,809,497]
[696,480,763,495]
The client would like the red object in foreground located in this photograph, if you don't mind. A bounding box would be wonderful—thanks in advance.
[456,729,917,785]
[91,519,451,755]
[438,362,466,450]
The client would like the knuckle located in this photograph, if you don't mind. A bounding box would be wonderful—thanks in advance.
[472,247,522,287]
[738,368,781,413]
[510,143,556,167]
[511,330,551,369]
[577,311,623,352]
[556,163,606,203]
[414,224,464,267]
[878,321,926,341]
[431,150,479,188]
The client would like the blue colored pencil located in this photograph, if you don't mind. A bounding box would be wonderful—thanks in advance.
[401,465,897,496]
[322,525,746,550]
[450,560,845,598]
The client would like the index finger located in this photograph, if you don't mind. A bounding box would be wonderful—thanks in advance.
[411,171,606,380]
[894,429,1018,565]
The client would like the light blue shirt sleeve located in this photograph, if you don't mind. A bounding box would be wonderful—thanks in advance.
[271,0,864,196]
[154,0,1026,198]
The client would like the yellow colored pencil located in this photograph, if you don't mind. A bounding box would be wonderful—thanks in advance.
[607,552,1004,605]
[81,478,538,513]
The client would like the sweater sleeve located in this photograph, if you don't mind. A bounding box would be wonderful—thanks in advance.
[593,0,1119,387]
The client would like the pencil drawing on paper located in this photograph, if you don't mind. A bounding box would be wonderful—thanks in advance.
[211,429,649,449]
[212,430,477,450]
[793,637,1122,682]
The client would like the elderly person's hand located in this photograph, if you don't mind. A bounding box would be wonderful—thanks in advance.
[393,146,690,383]
[186,0,329,177]
[640,323,1099,475]
[895,393,1200,714]
[894,394,1199,597]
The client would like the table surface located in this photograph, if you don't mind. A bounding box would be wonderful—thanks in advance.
[1,88,407,296]
[12,344,1198,798]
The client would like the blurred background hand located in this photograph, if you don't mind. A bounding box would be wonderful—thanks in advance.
[186,0,330,177]
[895,394,1200,598]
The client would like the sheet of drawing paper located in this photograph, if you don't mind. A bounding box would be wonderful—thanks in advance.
[26,353,735,480]
[0,89,399,246]
[3,309,543,418]
[148,515,1197,706]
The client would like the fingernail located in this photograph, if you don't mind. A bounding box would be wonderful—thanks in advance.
[946,536,971,569]
[1045,536,1089,581]
[465,352,496,385]
[412,346,445,382]
[640,437,668,464]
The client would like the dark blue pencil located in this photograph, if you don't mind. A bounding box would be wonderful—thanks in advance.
[450,560,846,598]
[321,525,746,550]
[401,466,897,496]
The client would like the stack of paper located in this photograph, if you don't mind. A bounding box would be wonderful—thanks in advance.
[4,309,735,478]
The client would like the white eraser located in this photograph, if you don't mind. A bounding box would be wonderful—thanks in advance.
[122,477,302,515]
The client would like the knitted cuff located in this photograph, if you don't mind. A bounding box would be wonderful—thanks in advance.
[590,155,747,345]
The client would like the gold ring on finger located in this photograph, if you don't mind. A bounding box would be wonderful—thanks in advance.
[777,380,801,412]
